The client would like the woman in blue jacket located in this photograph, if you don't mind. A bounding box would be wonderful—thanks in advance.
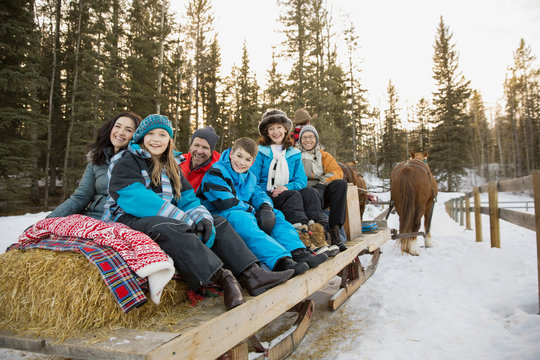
[103,115,292,309]
[48,112,142,219]
[250,110,329,250]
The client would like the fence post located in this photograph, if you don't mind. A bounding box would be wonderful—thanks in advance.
[459,196,464,226]
[533,170,540,314]
[453,198,458,221]
[465,194,472,230]
[488,181,500,248]
[473,186,482,242]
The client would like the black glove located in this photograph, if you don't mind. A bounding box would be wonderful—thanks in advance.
[193,218,214,243]
[255,203,275,235]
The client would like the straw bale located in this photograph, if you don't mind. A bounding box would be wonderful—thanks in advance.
[0,249,208,340]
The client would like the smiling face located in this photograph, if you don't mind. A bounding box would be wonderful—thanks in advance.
[267,123,287,145]
[143,128,170,158]
[300,132,317,151]
[110,116,137,153]
[229,147,255,174]
[189,137,212,168]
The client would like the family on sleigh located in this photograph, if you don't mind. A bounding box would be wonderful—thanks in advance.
[12,109,352,312]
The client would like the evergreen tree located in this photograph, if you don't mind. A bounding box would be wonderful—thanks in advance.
[503,39,540,177]
[184,0,214,129]
[263,52,287,110]
[229,43,260,140]
[468,90,490,180]
[125,0,167,116]
[202,36,222,132]
[409,97,432,153]
[0,0,47,209]
[430,17,472,191]
[278,0,311,107]
[380,79,405,178]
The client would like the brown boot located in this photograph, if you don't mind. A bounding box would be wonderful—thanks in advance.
[330,225,347,252]
[212,268,244,310]
[308,222,328,248]
[239,263,294,296]
[295,224,313,249]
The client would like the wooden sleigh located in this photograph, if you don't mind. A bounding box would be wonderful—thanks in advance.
[0,184,390,360]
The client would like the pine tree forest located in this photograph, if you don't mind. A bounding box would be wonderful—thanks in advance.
[0,0,539,213]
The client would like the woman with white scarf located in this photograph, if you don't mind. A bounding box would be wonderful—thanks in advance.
[297,125,348,252]
[250,110,332,254]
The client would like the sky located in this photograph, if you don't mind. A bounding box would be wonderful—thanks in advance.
[175,0,540,115]
[1,187,539,359]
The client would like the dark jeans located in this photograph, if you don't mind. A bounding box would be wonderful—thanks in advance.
[118,214,257,289]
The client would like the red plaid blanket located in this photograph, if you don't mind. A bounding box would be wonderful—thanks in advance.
[19,215,175,304]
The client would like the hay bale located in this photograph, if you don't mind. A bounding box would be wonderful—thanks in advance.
[0,249,201,340]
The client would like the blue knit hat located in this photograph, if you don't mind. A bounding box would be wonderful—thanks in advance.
[132,114,173,144]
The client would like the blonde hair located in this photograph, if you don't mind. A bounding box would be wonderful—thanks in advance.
[142,139,182,199]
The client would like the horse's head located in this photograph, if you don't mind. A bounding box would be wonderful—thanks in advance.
[410,151,428,163]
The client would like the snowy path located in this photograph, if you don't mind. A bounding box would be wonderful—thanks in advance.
[1,192,539,359]
[289,191,540,360]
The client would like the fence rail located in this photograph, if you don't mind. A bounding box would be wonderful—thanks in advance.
[445,170,540,313]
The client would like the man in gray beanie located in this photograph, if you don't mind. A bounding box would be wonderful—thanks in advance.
[180,126,221,192]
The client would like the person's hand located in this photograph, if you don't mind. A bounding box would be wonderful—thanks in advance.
[194,218,215,244]
[271,185,288,197]
[255,203,275,234]
[313,182,326,192]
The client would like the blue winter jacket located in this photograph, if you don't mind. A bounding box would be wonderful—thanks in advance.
[48,147,114,219]
[250,145,307,192]
[102,144,214,246]
[198,148,273,215]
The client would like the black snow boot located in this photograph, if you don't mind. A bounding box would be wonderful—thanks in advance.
[291,248,328,269]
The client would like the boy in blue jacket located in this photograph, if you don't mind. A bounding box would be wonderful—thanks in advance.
[198,137,328,276]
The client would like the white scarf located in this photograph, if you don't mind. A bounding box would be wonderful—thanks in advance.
[267,145,289,191]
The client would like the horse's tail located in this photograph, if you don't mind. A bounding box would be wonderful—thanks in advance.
[394,167,416,252]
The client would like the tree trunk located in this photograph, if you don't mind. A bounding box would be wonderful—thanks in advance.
[156,0,166,114]
[44,0,61,210]
[62,0,83,201]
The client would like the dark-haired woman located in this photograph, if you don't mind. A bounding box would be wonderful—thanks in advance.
[47,112,142,219]
[250,110,332,254]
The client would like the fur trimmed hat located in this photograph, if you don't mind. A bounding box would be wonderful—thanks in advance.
[258,109,293,135]
[191,126,220,152]
[132,114,173,144]
[299,124,319,145]
[293,108,318,125]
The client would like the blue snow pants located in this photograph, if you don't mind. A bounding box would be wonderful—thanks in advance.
[217,208,305,270]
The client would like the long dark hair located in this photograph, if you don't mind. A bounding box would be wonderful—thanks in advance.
[90,112,142,165]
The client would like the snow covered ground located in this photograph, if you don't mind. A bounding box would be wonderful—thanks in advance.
[1,191,539,359]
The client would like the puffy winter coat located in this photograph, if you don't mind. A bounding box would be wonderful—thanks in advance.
[198,148,272,215]
[102,145,212,230]
[250,145,307,192]
[48,147,114,219]
[180,150,220,192]
[300,147,343,187]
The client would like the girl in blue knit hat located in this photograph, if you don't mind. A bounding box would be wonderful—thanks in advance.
[102,114,293,310]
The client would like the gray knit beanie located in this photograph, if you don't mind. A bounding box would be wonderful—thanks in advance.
[299,124,319,145]
[191,126,220,152]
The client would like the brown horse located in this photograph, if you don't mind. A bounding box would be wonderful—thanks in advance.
[338,162,368,220]
[390,152,438,255]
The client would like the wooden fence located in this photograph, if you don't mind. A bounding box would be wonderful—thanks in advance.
[444,170,540,313]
